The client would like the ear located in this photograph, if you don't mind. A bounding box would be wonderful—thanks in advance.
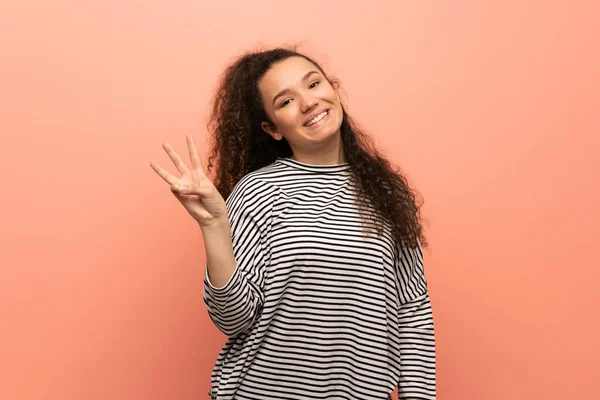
[261,121,283,141]
[332,81,343,104]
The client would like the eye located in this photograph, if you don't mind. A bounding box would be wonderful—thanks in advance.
[309,80,320,89]
[280,98,292,108]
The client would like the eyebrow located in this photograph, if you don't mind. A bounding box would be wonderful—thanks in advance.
[272,70,320,106]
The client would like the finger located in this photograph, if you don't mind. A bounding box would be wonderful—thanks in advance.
[162,142,190,175]
[171,189,191,204]
[171,188,183,200]
[150,162,178,185]
[186,134,205,173]
[174,183,212,197]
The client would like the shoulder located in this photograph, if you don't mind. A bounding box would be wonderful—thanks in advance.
[226,161,283,211]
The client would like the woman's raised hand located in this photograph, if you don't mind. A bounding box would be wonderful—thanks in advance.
[151,134,228,229]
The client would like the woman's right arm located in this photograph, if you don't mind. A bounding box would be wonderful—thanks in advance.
[201,181,274,337]
[200,218,237,289]
[150,134,269,338]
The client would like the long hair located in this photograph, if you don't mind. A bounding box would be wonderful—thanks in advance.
[206,46,427,249]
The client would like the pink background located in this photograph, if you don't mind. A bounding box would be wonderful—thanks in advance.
[1,1,599,399]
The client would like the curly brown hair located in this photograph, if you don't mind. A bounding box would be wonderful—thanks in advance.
[206,46,427,249]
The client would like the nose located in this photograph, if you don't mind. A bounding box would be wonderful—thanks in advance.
[299,92,318,113]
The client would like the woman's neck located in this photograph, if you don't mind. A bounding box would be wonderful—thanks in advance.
[289,134,345,165]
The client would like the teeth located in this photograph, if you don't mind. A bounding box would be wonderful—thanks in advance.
[306,111,328,126]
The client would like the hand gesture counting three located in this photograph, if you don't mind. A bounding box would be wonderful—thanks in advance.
[150,134,228,229]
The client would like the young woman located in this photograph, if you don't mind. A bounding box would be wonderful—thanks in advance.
[151,47,436,400]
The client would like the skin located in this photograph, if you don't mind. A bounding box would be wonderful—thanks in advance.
[258,56,346,166]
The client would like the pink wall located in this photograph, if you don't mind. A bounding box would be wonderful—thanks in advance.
[1,1,598,399]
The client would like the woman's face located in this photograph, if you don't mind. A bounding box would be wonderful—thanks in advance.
[258,56,344,156]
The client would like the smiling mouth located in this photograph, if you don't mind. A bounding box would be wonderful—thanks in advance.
[304,110,329,127]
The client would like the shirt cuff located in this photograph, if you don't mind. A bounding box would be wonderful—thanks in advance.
[204,263,239,293]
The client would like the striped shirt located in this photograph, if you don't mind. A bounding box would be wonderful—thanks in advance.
[203,158,436,400]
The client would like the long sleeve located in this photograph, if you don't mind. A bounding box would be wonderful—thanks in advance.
[395,243,437,399]
[202,177,277,338]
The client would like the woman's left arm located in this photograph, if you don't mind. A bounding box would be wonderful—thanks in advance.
[395,244,437,400]
[397,292,436,399]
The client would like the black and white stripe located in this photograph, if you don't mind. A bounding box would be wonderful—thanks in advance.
[204,158,436,400]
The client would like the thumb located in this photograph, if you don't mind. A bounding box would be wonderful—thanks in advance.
[171,183,210,197]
